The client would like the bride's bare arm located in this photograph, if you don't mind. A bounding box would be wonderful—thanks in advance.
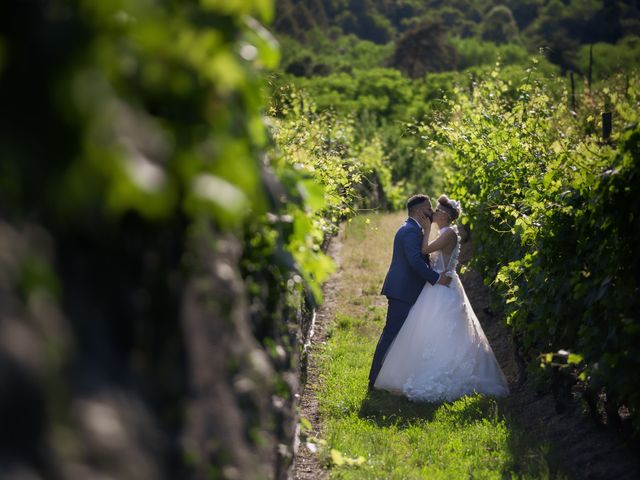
[421,228,456,256]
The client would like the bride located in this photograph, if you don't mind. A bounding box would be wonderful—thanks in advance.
[374,195,509,402]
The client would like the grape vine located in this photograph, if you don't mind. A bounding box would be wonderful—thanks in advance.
[431,64,640,432]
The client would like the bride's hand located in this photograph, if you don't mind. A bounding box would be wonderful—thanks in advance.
[437,274,452,287]
[416,211,431,230]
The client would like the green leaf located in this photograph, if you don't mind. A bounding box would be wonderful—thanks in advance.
[299,179,326,212]
[567,353,583,365]
[299,416,312,433]
[330,449,345,466]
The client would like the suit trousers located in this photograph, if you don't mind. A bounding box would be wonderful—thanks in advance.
[368,298,413,389]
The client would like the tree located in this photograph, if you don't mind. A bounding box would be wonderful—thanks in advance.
[545,30,580,74]
[337,0,393,44]
[482,5,520,44]
[391,20,457,79]
[273,0,319,40]
[506,0,543,30]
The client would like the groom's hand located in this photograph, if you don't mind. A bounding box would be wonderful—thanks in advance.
[437,274,452,287]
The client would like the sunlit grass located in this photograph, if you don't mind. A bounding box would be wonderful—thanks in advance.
[310,213,565,479]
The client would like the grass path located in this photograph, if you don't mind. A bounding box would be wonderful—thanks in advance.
[295,212,564,479]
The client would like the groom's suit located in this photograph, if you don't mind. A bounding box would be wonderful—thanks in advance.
[368,218,440,389]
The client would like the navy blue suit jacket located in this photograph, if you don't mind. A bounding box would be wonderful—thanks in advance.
[380,218,439,304]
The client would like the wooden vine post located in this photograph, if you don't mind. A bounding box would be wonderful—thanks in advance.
[570,71,576,111]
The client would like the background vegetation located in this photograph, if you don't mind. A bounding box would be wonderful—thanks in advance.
[272,0,639,197]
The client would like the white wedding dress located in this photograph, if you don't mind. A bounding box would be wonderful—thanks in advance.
[374,226,509,402]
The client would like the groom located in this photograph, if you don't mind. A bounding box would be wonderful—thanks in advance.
[368,194,452,391]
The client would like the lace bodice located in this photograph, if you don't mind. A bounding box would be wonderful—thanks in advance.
[430,225,460,274]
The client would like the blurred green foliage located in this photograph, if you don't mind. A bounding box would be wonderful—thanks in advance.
[0,0,404,476]
[0,0,281,230]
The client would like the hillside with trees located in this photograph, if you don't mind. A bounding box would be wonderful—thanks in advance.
[275,0,640,76]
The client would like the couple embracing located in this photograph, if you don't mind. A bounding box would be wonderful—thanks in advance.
[368,194,509,401]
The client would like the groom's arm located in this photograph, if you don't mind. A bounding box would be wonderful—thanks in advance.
[400,228,440,286]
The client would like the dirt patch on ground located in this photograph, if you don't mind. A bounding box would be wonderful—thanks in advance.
[292,226,345,480]
[458,231,640,480]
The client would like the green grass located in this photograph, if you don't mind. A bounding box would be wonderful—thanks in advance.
[309,213,566,479]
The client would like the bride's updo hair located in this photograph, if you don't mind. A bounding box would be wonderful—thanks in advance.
[438,194,461,221]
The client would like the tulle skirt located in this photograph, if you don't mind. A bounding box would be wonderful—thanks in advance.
[374,274,509,402]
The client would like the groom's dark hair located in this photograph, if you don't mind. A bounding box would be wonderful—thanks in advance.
[407,194,430,213]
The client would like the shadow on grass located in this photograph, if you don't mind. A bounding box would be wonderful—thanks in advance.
[358,389,507,429]
[358,389,438,428]
[359,389,567,478]
[502,412,568,479]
